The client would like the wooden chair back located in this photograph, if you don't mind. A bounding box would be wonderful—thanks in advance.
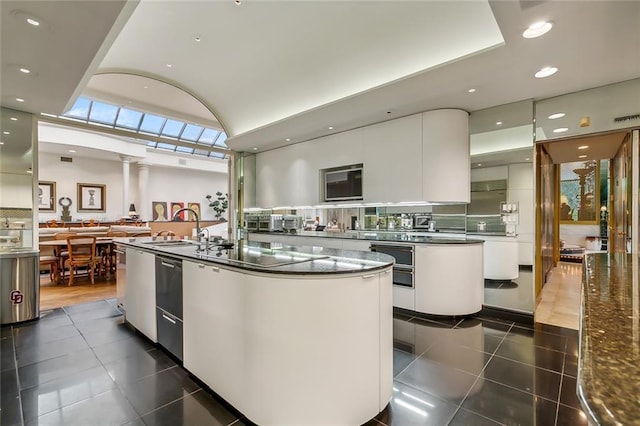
[66,236,97,262]
[46,219,65,228]
[154,230,176,237]
[82,219,101,227]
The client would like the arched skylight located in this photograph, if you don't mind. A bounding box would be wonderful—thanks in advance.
[61,96,230,159]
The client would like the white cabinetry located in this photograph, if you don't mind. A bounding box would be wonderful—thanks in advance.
[414,244,483,315]
[0,173,33,208]
[183,260,392,425]
[363,115,422,203]
[508,163,534,266]
[422,109,470,203]
[124,248,157,342]
[183,261,246,407]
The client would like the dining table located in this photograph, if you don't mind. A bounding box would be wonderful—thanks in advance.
[39,237,115,283]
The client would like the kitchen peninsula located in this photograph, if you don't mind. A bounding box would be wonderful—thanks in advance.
[578,253,640,425]
[248,231,485,316]
[115,237,394,426]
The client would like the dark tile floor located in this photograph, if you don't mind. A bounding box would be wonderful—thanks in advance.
[1,300,587,425]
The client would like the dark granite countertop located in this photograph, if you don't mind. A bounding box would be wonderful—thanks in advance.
[253,231,484,245]
[115,237,394,275]
[578,253,640,425]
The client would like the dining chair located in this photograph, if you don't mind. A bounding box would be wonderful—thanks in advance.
[65,236,98,286]
[82,219,100,227]
[54,231,77,281]
[154,230,176,236]
[101,231,128,275]
[39,255,59,284]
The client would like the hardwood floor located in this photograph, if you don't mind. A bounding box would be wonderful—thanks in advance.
[535,261,582,330]
[39,274,117,311]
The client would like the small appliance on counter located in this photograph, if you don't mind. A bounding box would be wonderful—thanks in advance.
[413,214,432,229]
[245,214,259,232]
[282,215,303,233]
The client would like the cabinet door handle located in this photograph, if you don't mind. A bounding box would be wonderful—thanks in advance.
[211,267,220,272]
[161,262,175,268]
[162,313,177,324]
[362,274,376,279]
[198,264,205,269]
[113,249,125,254]
[383,269,392,275]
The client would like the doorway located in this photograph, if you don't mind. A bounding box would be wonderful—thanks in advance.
[534,130,636,329]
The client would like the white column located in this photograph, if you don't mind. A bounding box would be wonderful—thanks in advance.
[137,161,150,222]
[121,156,131,217]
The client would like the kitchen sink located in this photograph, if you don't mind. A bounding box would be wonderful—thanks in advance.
[142,240,199,247]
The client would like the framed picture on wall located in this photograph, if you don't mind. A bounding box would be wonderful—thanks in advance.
[77,183,106,212]
[559,160,599,224]
[152,201,168,221]
[38,181,56,212]
[187,203,201,221]
[171,202,185,221]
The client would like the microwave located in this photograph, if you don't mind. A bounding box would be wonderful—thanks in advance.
[413,215,432,229]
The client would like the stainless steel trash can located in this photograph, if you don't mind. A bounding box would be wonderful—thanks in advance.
[0,250,39,325]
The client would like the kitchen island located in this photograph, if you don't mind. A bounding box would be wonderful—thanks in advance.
[115,237,394,426]
[578,253,640,425]
[248,231,485,315]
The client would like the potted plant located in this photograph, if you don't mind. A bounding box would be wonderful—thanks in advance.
[206,192,229,222]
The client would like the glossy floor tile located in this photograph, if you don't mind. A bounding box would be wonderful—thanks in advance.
[1,299,586,425]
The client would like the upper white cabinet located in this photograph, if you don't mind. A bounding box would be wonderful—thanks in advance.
[363,115,422,203]
[254,109,470,207]
[422,109,470,203]
[242,153,257,209]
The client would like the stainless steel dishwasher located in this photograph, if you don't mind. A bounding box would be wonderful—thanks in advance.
[155,256,183,361]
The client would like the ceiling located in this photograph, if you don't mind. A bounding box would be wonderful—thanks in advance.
[543,131,629,164]
[1,0,639,156]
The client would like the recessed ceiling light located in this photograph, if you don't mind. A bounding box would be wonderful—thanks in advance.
[285,138,291,142]
[578,145,589,150]
[143,85,148,89]
[578,155,588,159]
[553,127,569,133]
[194,36,202,42]
[68,149,76,153]
[166,63,173,68]
[19,68,31,74]
[548,113,565,119]
[0,142,4,145]
[468,88,476,93]
[235,0,241,4]
[252,147,258,151]
[477,163,482,167]
[496,121,503,125]
[3,131,10,135]
[328,126,334,130]
[535,66,558,78]
[16,98,24,102]
[40,112,56,117]
[26,169,32,174]
[26,18,40,26]
[10,117,17,121]
[525,157,531,161]
[523,21,553,39]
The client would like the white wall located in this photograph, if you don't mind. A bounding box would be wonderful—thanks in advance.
[38,152,227,222]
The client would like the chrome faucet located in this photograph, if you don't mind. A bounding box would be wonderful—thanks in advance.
[173,207,204,250]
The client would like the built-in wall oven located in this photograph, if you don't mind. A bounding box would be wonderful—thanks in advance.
[370,243,414,288]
